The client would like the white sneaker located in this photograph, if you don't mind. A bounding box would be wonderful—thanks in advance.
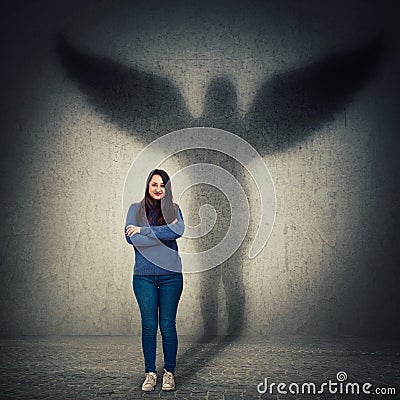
[141,372,157,391]
[162,368,175,391]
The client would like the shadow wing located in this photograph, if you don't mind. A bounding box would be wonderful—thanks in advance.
[56,33,192,139]
[243,34,384,154]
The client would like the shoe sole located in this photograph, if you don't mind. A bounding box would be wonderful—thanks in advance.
[162,386,175,391]
[142,386,156,391]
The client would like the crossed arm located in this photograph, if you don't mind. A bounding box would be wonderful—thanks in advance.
[125,204,184,247]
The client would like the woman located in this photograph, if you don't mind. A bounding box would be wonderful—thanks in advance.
[125,168,185,392]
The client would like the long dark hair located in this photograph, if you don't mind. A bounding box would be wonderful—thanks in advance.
[136,169,178,226]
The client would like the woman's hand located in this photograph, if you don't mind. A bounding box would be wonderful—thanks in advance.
[171,218,177,224]
[125,225,141,237]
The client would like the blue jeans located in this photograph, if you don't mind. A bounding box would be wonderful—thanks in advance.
[133,274,183,374]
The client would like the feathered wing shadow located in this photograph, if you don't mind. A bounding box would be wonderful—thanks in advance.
[243,33,384,154]
[57,31,384,152]
[56,32,384,370]
[56,33,193,138]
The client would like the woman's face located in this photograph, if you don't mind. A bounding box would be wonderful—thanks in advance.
[148,174,166,200]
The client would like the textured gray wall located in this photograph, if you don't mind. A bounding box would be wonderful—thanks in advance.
[1,0,399,336]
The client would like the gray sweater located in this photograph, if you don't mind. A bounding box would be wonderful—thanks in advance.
[125,202,184,275]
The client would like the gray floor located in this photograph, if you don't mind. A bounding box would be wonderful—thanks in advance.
[0,335,399,399]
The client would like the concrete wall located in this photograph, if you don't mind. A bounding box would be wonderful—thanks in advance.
[1,0,399,336]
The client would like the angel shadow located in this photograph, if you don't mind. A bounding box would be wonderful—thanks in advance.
[55,32,385,371]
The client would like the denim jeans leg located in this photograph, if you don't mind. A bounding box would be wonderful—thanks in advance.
[133,275,158,373]
[158,274,183,374]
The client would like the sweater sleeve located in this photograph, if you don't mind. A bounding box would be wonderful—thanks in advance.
[125,203,161,247]
[140,207,185,241]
